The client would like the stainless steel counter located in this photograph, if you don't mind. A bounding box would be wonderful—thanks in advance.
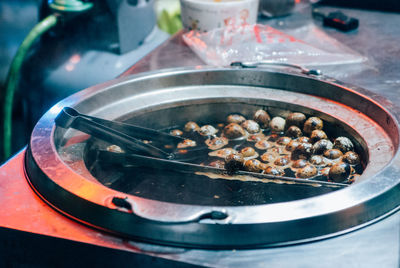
[123,5,400,110]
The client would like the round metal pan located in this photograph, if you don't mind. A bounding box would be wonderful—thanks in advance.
[25,66,400,248]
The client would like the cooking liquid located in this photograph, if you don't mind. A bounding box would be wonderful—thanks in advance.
[84,119,363,206]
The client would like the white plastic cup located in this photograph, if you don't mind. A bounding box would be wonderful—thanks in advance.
[180,0,260,32]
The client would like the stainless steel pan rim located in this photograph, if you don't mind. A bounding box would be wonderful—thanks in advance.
[25,66,400,248]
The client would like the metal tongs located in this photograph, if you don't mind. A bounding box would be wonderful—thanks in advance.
[55,107,348,189]
[55,107,205,161]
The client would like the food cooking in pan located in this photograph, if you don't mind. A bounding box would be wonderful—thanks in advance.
[161,109,363,184]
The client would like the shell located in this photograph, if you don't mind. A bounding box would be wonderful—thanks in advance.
[269,117,286,132]
[106,145,124,153]
[312,139,333,155]
[310,129,328,143]
[323,149,343,160]
[264,166,285,176]
[225,153,244,173]
[208,160,225,169]
[244,159,263,173]
[303,117,323,134]
[241,120,260,134]
[309,155,326,166]
[260,152,276,163]
[177,139,197,149]
[343,151,360,165]
[240,147,259,160]
[223,123,246,139]
[253,109,271,128]
[333,137,354,153]
[227,114,246,124]
[209,148,237,158]
[329,162,351,182]
[274,156,290,166]
[184,121,200,132]
[255,139,272,150]
[247,133,266,143]
[296,165,318,178]
[277,136,292,145]
[286,126,302,138]
[170,129,183,137]
[292,159,308,168]
[286,112,306,128]
[199,125,218,136]
[205,137,228,150]
[291,143,313,160]
[285,140,300,152]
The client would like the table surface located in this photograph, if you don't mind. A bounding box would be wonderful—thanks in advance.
[123,5,400,107]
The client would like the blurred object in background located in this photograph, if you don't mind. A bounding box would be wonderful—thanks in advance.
[317,0,400,12]
[180,0,259,32]
[0,0,169,161]
[312,9,359,32]
[0,0,39,160]
[0,0,39,86]
[259,0,296,18]
[155,0,182,34]
[105,0,158,54]
[183,23,365,66]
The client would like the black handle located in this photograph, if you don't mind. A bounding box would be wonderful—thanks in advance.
[55,107,174,159]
